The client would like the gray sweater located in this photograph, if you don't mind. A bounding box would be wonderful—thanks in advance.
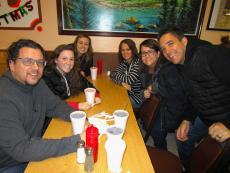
[0,71,80,168]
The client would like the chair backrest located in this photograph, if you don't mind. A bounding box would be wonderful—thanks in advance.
[189,136,228,173]
[147,146,183,173]
[138,94,160,142]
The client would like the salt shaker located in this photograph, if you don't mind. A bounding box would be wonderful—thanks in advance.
[84,147,94,172]
[76,140,86,164]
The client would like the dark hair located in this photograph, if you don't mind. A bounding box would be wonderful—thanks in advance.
[45,44,82,95]
[139,39,166,73]
[158,26,185,41]
[139,39,161,53]
[7,39,45,64]
[220,35,230,49]
[48,44,78,69]
[73,34,93,62]
[118,39,139,63]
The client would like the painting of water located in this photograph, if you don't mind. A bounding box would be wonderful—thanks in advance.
[57,0,207,37]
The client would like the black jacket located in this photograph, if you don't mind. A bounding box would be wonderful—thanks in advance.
[181,38,230,128]
[79,54,93,76]
[43,66,97,100]
[153,62,188,131]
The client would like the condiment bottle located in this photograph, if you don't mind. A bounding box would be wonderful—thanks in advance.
[86,125,99,163]
[76,140,86,164]
[84,147,94,172]
[97,58,103,74]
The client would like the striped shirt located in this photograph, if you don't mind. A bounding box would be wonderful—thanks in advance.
[110,58,142,104]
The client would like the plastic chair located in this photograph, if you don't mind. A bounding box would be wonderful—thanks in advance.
[147,146,183,173]
[138,95,160,142]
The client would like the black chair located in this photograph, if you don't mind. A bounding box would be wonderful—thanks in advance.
[138,94,160,142]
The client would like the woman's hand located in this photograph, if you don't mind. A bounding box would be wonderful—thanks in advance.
[79,102,92,110]
[94,97,102,105]
[121,82,131,91]
[80,71,85,77]
[144,89,151,99]
[176,120,190,141]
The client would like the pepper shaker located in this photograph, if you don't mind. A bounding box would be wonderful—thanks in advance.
[84,147,94,172]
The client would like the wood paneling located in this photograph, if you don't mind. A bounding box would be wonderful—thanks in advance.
[0,50,119,76]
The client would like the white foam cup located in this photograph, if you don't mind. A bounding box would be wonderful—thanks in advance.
[90,67,98,80]
[113,110,129,131]
[70,111,86,134]
[84,88,96,105]
[106,126,124,140]
[105,138,126,173]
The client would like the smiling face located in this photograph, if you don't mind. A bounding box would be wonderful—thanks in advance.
[9,47,44,85]
[55,50,74,74]
[140,46,160,67]
[76,37,90,55]
[121,43,133,63]
[159,33,187,64]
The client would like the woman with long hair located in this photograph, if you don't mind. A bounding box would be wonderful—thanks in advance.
[110,39,142,109]
[73,34,93,77]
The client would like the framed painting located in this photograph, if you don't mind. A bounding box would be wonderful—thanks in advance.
[0,0,42,30]
[57,0,207,37]
[207,0,230,31]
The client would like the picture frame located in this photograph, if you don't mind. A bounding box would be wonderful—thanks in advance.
[0,0,42,30]
[57,0,207,38]
[207,0,230,31]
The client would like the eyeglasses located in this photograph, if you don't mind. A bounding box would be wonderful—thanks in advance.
[17,58,47,67]
[140,50,156,58]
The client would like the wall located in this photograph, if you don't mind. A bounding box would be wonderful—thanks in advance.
[0,0,229,52]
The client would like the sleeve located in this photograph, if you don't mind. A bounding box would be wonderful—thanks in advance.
[0,98,81,162]
[79,74,100,94]
[208,46,230,87]
[81,55,93,77]
[43,71,68,99]
[110,62,126,84]
[126,62,141,86]
[41,80,74,121]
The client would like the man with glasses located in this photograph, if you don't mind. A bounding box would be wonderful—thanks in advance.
[0,39,82,173]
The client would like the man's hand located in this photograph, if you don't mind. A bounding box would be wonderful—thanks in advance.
[176,120,190,141]
[209,122,230,142]
[121,82,131,91]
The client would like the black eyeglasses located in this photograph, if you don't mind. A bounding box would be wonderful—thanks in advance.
[140,50,156,58]
[17,58,47,67]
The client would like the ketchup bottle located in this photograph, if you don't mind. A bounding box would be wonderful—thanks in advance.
[97,59,103,75]
[86,125,99,163]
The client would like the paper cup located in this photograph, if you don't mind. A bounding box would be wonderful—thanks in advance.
[106,126,124,140]
[70,111,86,134]
[90,67,98,80]
[84,88,96,105]
[113,110,129,131]
[105,139,126,173]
